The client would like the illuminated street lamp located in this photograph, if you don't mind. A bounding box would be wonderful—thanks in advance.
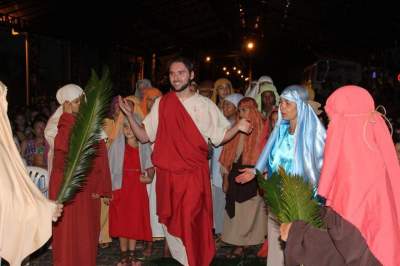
[246,41,255,51]
[245,40,255,81]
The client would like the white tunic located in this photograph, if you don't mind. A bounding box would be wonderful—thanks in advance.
[143,92,230,146]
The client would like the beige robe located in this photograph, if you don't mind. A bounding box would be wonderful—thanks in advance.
[0,81,55,266]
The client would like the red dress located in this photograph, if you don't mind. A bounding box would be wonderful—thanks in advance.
[109,144,152,240]
[49,113,112,266]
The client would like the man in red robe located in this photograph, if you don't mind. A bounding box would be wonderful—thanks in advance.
[120,57,252,266]
[49,101,112,266]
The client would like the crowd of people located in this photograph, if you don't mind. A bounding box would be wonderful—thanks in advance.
[2,56,400,266]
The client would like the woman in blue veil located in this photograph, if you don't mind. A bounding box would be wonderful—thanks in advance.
[236,85,326,266]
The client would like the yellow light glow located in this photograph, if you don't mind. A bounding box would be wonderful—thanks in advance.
[223,67,227,71]
[237,70,241,74]
[247,41,254,50]
[11,28,20,36]
[226,71,230,75]
[205,56,211,62]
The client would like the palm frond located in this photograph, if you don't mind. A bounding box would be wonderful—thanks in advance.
[56,68,112,203]
[257,167,324,228]
[257,170,282,216]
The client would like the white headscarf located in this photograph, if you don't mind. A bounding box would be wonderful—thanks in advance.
[224,93,244,108]
[245,75,274,99]
[44,84,83,174]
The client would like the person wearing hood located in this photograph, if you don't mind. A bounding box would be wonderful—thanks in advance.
[255,82,279,119]
[280,85,399,266]
[0,81,62,266]
[220,97,268,258]
[236,85,326,266]
[212,78,235,108]
[46,84,112,266]
[210,93,244,241]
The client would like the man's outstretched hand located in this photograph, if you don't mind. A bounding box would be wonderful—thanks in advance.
[237,119,253,134]
[235,168,256,184]
[118,96,134,116]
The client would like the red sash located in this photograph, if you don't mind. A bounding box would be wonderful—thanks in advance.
[152,92,215,266]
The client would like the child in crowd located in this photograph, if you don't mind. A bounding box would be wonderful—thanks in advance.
[21,117,48,168]
[109,119,153,265]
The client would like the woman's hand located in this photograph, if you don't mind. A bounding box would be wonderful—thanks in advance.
[279,223,292,242]
[52,203,64,222]
[235,168,256,184]
[139,174,153,184]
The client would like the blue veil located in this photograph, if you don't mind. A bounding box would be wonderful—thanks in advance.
[255,85,326,186]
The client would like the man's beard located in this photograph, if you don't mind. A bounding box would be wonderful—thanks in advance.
[173,80,191,92]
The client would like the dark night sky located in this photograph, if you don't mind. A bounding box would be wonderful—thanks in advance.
[1,0,399,100]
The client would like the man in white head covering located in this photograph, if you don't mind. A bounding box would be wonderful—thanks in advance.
[211,92,244,239]
[245,76,279,120]
[44,84,84,175]
[245,75,274,98]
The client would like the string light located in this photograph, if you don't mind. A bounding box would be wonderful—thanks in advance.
[237,70,242,74]
[205,56,211,62]
[282,0,291,27]
[226,71,230,75]
[222,67,227,71]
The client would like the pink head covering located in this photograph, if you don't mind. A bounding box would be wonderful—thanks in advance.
[318,85,400,266]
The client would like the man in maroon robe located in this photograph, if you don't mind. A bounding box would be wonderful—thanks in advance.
[49,108,111,266]
[119,57,252,266]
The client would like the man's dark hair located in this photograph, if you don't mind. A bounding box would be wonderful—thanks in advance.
[167,56,195,73]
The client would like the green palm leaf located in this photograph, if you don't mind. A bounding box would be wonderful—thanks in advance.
[56,67,112,203]
[257,167,324,228]
[257,170,282,216]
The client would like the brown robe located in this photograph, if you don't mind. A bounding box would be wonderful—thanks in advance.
[284,207,381,266]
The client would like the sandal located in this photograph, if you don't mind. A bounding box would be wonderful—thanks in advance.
[99,242,111,249]
[133,250,146,262]
[142,246,152,257]
[116,251,130,266]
